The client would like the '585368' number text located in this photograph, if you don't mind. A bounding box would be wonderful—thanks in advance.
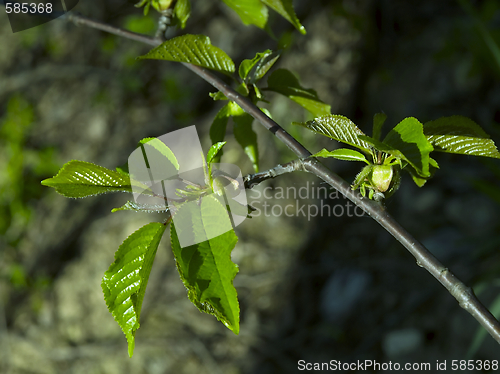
[5,3,53,14]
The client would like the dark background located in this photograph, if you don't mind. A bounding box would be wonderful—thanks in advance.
[1,0,500,373]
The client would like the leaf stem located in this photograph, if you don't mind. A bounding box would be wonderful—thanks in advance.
[61,11,500,345]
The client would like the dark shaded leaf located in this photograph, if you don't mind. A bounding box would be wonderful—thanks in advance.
[266,69,331,117]
[372,112,387,141]
[209,105,231,164]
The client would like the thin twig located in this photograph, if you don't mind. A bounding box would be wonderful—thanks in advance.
[59,12,500,344]
[244,159,306,189]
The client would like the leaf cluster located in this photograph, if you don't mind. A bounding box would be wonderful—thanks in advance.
[42,140,242,356]
[135,0,305,34]
[295,114,500,200]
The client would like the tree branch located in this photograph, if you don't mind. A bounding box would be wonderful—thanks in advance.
[62,12,500,344]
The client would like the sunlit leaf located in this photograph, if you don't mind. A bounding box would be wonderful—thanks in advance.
[41,160,132,198]
[423,116,500,159]
[102,222,167,357]
[170,195,240,334]
[139,137,179,170]
[207,142,227,164]
[312,148,369,163]
[261,0,306,34]
[209,91,228,101]
[266,69,331,117]
[294,114,372,154]
[138,34,235,74]
[221,0,268,29]
[383,117,434,177]
[111,200,169,213]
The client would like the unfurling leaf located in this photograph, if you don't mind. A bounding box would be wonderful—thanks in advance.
[312,148,369,164]
[266,69,331,117]
[207,142,227,165]
[41,160,132,198]
[173,0,191,29]
[239,49,280,84]
[102,222,166,357]
[423,116,500,159]
[170,195,240,334]
[138,35,235,74]
[294,114,372,153]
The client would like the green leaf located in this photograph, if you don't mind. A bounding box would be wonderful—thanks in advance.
[261,0,306,34]
[423,116,500,159]
[409,169,429,187]
[429,157,439,169]
[41,160,132,198]
[312,148,370,164]
[207,142,227,164]
[111,200,169,213]
[209,91,228,101]
[209,105,231,163]
[139,137,179,170]
[221,0,268,29]
[173,0,190,29]
[233,111,259,172]
[170,195,240,334]
[383,117,434,177]
[266,69,331,117]
[352,164,373,190]
[102,222,167,357]
[138,34,235,74]
[357,135,394,153]
[372,112,387,141]
[238,49,280,84]
[294,114,372,154]
[236,82,250,96]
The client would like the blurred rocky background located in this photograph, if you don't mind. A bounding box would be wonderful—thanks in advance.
[1,0,500,373]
